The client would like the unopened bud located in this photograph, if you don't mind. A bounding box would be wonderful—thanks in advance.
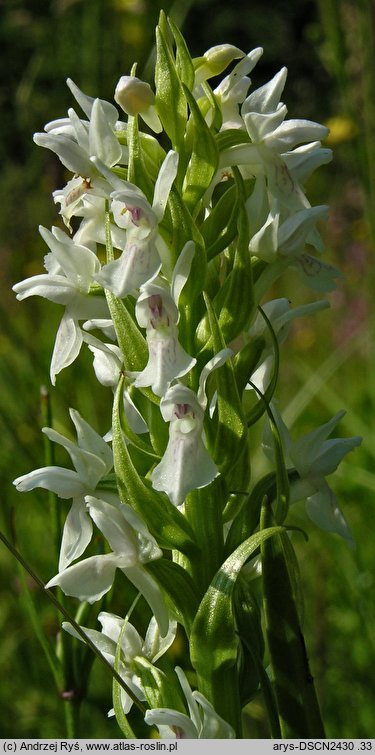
[114,75,162,133]
[194,44,245,86]
[114,75,155,116]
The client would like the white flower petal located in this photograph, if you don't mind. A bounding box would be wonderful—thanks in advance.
[62,621,118,659]
[290,411,346,476]
[145,709,197,739]
[293,254,341,292]
[124,565,169,637]
[193,691,236,738]
[311,436,362,477]
[305,484,354,545]
[46,553,119,602]
[59,497,94,571]
[134,329,196,397]
[152,150,179,220]
[89,99,122,167]
[95,238,161,298]
[266,119,329,151]
[242,67,287,116]
[33,132,93,176]
[50,313,83,385]
[69,408,113,471]
[151,422,218,506]
[86,496,139,559]
[13,467,85,499]
[42,427,107,489]
[143,617,177,663]
[197,348,233,407]
[13,274,76,305]
[171,241,196,305]
[66,78,119,126]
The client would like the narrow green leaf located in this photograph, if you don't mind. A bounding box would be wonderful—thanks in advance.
[133,656,185,712]
[245,305,280,427]
[234,577,264,705]
[182,479,226,596]
[127,112,154,202]
[200,182,238,261]
[167,186,207,302]
[216,128,251,152]
[232,336,266,397]
[211,169,254,343]
[182,84,219,214]
[190,525,284,733]
[260,499,325,738]
[155,12,187,150]
[168,16,195,90]
[224,473,276,556]
[249,383,289,523]
[146,559,199,636]
[105,292,148,372]
[202,293,248,475]
[200,81,223,132]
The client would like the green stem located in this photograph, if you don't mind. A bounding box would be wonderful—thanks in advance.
[182,478,225,595]
[40,386,81,737]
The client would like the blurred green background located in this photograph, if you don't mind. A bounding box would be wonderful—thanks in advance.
[1,0,374,739]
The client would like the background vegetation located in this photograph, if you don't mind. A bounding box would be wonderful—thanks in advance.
[1,0,374,738]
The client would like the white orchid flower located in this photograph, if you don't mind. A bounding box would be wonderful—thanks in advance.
[13,410,114,570]
[63,613,177,715]
[150,350,232,506]
[249,204,328,262]
[132,242,196,397]
[262,408,362,543]
[133,282,196,397]
[213,47,263,130]
[144,666,235,739]
[240,67,329,150]
[217,67,331,258]
[12,225,108,383]
[34,78,125,178]
[93,151,179,298]
[46,496,168,634]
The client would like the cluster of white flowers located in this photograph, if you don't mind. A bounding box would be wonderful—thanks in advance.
[12,34,361,737]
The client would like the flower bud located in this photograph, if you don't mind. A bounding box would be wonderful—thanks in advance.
[115,75,155,115]
[114,75,162,133]
[194,44,245,86]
